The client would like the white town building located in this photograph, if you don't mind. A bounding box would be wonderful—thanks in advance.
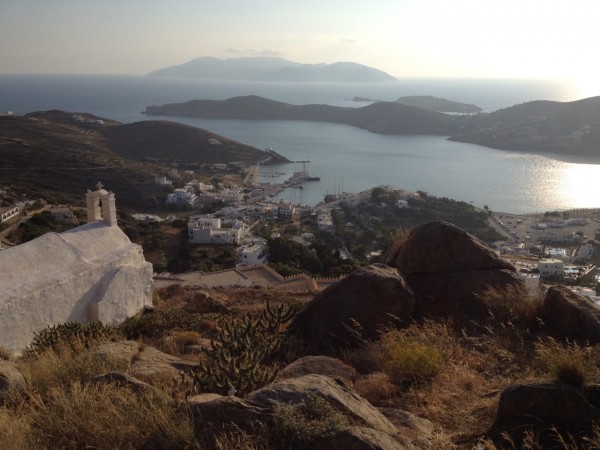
[0,185,153,355]
[237,240,268,265]
[188,215,244,245]
[536,258,565,278]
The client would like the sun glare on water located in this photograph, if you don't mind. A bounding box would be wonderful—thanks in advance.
[558,163,600,210]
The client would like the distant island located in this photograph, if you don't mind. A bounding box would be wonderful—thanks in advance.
[396,95,481,113]
[149,56,398,83]
[145,95,600,157]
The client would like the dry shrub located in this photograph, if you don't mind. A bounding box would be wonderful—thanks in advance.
[19,341,129,398]
[341,340,384,374]
[380,227,412,265]
[535,338,598,388]
[480,285,543,326]
[353,372,397,404]
[0,346,11,361]
[272,394,350,449]
[28,382,197,450]
[208,423,268,450]
[0,408,31,450]
[380,329,443,387]
[159,330,204,356]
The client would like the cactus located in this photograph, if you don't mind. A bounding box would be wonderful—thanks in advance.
[119,309,221,339]
[191,302,301,396]
[26,321,115,357]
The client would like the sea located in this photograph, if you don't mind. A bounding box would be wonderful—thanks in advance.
[1,74,599,214]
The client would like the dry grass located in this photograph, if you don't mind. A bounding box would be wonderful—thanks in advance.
[18,341,129,399]
[0,340,200,450]
[24,382,195,450]
[534,338,599,388]
[353,372,397,404]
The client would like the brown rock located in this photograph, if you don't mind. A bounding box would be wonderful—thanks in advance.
[188,393,271,434]
[405,269,526,319]
[378,408,435,449]
[276,356,357,387]
[247,374,399,436]
[293,264,415,353]
[129,345,199,381]
[396,221,514,274]
[0,360,25,404]
[395,221,526,320]
[93,340,199,384]
[315,426,410,450]
[91,371,160,394]
[497,382,600,427]
[542,285,600,343]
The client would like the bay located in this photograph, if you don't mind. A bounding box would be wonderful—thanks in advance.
[1,74,598,214]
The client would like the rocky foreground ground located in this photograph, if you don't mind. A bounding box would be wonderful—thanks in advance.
[3,221,600,449]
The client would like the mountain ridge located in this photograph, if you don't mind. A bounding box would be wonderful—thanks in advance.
[149,56,397,83]
[144,95,455,135]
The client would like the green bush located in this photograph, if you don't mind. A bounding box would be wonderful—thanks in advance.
[380,330,443,387]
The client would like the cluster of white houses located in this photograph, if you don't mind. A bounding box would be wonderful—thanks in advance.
[186,215,268,266]
[165,180,246,208]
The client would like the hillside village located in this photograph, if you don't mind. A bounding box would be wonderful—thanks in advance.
[4,115,600,448]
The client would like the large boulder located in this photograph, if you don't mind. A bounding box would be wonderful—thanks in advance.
[189,374,409,448]
[542,285,600,343]
[395,221,527,320]
[247,374,399,436]
[496,382,600,428]
[188,393,271,434]
[276,355,357,387]
[293,264,415,353]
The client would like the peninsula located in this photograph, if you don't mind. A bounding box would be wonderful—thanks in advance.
[0,111,287,208]
[145,95,600,157]
[143,95,456,135]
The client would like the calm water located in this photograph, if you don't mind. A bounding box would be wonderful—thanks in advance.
[1,74,599,213]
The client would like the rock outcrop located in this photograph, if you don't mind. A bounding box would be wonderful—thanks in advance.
[93,340,199,383]
[276,355,357,387]
[542,285,600,344]
[293,264,415,353]
[189,374,408,448]
[496,382,600,428]
[395,221,526,320]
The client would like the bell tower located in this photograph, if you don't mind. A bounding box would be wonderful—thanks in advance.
[85,182,117,226]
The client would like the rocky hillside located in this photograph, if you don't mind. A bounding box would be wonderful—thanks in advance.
[146,94,600,157]
[144,95,457,136]
[450,96,600,156]
[3,221,600,448]
[0,111,279,208]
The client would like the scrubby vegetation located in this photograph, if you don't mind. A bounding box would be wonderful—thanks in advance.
[5,281,600,448]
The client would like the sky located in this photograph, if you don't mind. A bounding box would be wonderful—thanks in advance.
[1,0,599,87]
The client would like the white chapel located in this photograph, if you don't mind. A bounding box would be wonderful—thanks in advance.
[0,184,153,354]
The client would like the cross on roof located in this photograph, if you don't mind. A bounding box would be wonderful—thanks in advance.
[96,181,104,190]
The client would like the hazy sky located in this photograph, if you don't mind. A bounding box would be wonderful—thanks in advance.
[1,0,598,84]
